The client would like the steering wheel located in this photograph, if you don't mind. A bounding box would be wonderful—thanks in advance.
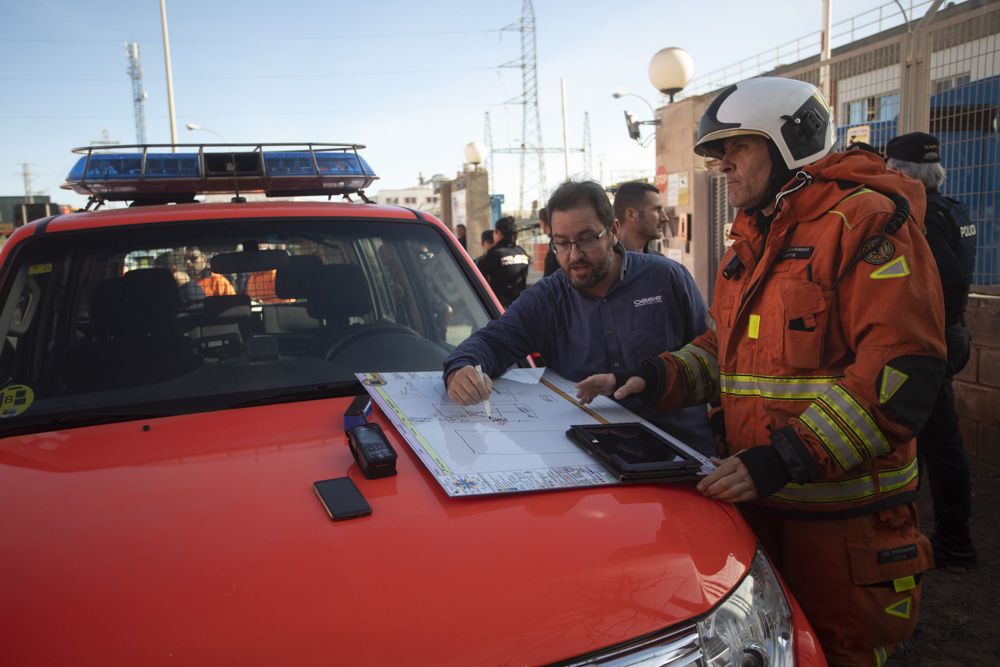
[323,322,422,362]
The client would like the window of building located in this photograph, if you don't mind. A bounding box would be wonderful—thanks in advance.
[843,91,900,125]
[932,73,971,94]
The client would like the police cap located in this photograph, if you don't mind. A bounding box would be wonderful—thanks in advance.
[885,132,940,163]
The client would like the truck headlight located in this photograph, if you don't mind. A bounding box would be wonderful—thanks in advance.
[697,548,793,667]
[553,548,795,667]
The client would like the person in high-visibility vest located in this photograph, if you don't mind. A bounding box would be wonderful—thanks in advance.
[579,77,946,667]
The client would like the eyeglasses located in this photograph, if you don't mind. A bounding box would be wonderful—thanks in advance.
[550,228,608,255]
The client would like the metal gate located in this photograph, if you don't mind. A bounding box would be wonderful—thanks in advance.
[707,173,735,303]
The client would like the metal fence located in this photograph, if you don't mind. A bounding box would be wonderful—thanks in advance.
[704,0,999,293]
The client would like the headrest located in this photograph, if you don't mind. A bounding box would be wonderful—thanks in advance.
[275,255,323,299]
[306,263,372,321]
[91,268,180,338]
[201,294,251,320]
[211,249,290,274]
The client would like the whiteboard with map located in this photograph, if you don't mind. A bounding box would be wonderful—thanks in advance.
[357,369,711,497]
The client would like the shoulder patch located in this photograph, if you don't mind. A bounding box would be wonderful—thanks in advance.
[862,235,895,265]
[870,256,910,280]
[879,365,909,404]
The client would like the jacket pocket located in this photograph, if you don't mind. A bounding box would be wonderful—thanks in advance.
[780,280,830,370]
[843,510,933,648]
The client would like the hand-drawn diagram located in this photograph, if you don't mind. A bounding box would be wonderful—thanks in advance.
[357,369,711,497]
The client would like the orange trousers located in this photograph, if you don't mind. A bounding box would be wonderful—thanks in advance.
[741,502,932,667]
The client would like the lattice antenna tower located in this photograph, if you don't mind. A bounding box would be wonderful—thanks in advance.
[126,41,148,144]
[582,112,592,178]
[501,0,546,216]
[484,111,495,193]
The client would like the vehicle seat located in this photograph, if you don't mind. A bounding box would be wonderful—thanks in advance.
[306,263,374,356]
[263,255,322,333]
[65,268,202,391]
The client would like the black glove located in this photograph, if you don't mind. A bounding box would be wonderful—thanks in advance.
[736,446,791,498]
[612,357,666,404]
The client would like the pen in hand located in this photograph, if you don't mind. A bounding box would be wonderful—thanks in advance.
[475,364,492,418]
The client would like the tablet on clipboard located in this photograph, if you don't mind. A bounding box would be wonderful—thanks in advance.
[566,422,703,483]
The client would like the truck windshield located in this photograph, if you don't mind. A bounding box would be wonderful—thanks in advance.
[0,217,490,432]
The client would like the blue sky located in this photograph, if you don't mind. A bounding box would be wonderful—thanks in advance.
[1,0,906,212]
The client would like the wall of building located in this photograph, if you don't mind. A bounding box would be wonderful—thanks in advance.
[440,168,490,260]
[654,96,713,296]
[955,294,1000,469]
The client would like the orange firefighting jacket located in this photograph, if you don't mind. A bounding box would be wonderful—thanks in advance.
[655,151,947,514]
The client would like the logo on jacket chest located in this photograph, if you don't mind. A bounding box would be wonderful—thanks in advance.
[633,295,663,308]
[500,255,530,266]
[862,235,895,265]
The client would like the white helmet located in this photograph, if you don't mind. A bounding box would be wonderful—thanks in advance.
[694,77,836,170]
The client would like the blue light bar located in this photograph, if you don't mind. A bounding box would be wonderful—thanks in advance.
[61,143,377,202]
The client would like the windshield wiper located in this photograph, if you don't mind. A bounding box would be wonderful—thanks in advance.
[228,381,361,409]
[0,410,176,438]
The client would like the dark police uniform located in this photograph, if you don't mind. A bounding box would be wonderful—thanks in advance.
[478,239,530,308]
[886,130,980,569]
[919,188,978,566]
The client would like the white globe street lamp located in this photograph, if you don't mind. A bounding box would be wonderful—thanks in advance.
[648,47,695,103]
[464,141,486,166]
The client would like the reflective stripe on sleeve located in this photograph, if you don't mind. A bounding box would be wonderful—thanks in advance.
[720,373,839,400]
[799,403,865,470]
[825,385,892,457]
[772,457,918,504]
[671,344,719,403]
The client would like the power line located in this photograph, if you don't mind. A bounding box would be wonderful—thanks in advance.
[0,65,502,83]
[0,29,504,44]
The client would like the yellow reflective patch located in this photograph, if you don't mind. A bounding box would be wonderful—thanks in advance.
[879,365,909,404]
[748,314,760,340]
[870,255,910,280]
[893,575,916,592]
[874,646,889,667]
[885,596,912,619]
[28,263,52,275]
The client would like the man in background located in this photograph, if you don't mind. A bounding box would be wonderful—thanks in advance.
[538,206,559,277]
[613,181,668,253]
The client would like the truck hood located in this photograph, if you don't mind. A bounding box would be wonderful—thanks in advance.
[0,397,756,665]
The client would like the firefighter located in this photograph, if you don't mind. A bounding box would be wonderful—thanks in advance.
[477,216,530,307]
[886,132,978,571]
[578,77,946,666]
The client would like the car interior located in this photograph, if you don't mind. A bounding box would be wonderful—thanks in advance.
[0,218,491,419]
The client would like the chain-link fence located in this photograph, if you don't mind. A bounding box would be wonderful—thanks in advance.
[704,0,999,293]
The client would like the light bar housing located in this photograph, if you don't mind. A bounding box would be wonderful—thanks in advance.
[61,142,378,202]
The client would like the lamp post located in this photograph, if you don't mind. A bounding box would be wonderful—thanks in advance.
[612,92,660,145]
[185,123,230,144]
[612,91,656,117]
[159,0,177,149]
[648,47,694,103]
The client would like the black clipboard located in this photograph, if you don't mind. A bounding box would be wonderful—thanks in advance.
[566,422,703,483]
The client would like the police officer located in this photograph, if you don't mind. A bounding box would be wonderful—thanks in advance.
[477,216,530,308]
[886,131,978,571]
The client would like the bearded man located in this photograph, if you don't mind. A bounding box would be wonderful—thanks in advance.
[443,179,713,454]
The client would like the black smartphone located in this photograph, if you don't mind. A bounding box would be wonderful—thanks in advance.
[313,477,372,521]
